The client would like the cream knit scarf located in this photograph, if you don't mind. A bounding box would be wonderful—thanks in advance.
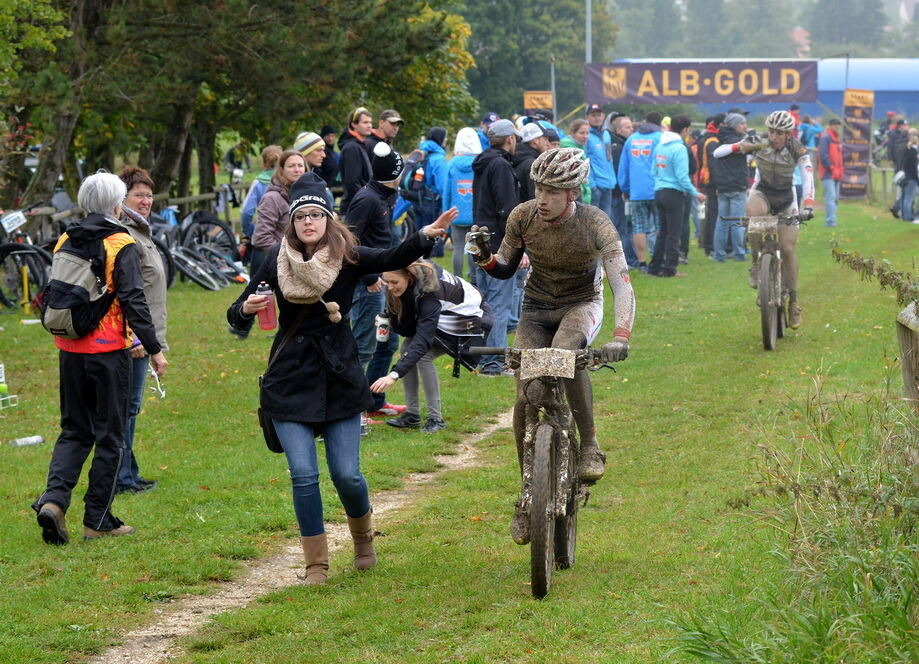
[276,238,342,322]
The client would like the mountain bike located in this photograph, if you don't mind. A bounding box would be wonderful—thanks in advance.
[724,213,806,350]
[468,346,614,599]
[0,203,53,313]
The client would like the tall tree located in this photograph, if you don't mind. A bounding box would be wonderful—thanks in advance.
[725,0,796,57]
[804,0,888,55]
[684,0,727,57]
[459,0,618,117]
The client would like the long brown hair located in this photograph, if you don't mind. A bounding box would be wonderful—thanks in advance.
[384,261,436,321]
[284,211,359,265]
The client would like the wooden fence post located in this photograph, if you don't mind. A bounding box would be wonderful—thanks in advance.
[896,303,919,411]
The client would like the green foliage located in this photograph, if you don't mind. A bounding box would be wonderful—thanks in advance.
[458,0,618,117]
[0,0,68,98]
[803,0,888,56]
[831,243,919,311]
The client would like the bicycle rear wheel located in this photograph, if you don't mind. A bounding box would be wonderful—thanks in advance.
[554,430,579,570]
[758,254,778,351]
[182,218,238,260]
[530,423,556,599]
[0,244,50,311]
[152,236,176,289]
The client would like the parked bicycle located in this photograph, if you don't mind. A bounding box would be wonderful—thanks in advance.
[0,202,53,313]
[724,213,807,350]
[468,346,615,599]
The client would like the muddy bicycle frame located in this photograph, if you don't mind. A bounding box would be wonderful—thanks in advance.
[723,213,805,351]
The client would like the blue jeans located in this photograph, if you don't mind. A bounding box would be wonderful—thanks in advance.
[822,177,840,226]
[366,331,400,410]
[510,267,528,331]
[610,195,638,267]
[118,354,149,487]
[590,186,613,218]
[350,287,385,368]
[901,180,917,221]
[475,266,515,371]
[714,191,747,261]
[273,415,370,537]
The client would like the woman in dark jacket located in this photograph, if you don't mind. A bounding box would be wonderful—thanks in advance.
[370,261,490,434]
[227,172,457,585]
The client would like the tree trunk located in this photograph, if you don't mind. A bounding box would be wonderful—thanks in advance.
[150,101,195,196]
[138,140,156,172]
[21,99,82,206]
[194,118,218,199]
[176,135,193,218]
[0,106,33,209]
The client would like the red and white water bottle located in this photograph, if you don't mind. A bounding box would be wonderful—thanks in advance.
[255,282,277,330]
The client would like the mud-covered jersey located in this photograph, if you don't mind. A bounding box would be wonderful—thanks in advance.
[753,136,809,191]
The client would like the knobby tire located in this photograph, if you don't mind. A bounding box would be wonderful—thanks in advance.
[530,423,556,599]
[758,253,778,351]
[554,429,579,570]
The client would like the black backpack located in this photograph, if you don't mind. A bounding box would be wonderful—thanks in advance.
[40,231,121,339]
[399,149,427,203]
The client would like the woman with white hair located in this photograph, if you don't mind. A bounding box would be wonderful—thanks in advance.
[31,171,167,546]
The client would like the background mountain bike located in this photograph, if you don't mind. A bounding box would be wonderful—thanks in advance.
[725,213,806,350]
[0,203,53,313]
[469,346,614,599]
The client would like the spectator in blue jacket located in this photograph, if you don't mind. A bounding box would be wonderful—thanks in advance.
[798,115,822,149]
[649,115,706,278]
[618,111,663,270]
[585,103,617,219]
[443,127,482,280]
[240,145,282,239]
[418,127,449,256]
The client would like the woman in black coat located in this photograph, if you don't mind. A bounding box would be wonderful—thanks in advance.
[228,172,457,585]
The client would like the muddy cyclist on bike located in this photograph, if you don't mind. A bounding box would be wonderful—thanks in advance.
[713,110,814,328]
[465,147,636,544]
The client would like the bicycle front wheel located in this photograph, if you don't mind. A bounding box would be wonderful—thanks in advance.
[530,423,556,599]
[554,429,579,570]
[758,254,778,351]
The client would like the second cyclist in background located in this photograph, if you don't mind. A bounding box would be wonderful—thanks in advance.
[713,110,814,328]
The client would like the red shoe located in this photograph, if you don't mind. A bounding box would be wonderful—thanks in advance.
[367,403,406,417]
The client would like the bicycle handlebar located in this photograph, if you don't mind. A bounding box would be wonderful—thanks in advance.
[465,347,616,371]
[721,213,808,224]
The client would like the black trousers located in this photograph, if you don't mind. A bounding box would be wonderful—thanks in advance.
[33,349,130,530]
[650,188,686,277]
[700,185,717,253]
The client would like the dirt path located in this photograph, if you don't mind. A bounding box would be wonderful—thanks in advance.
[90,409,513,664]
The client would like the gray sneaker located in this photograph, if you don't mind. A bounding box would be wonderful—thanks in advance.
[421,416,446,434]
[511,501,529,545]
[578,446,607,482]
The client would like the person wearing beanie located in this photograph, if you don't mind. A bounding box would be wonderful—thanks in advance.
[295,131,334,206]
[710,112,753,263]
[346,141,407,400]
[250,149,306,276]
[317,125,339,191]
[337,107,374,215]
[478,111,500,152]
[227,171,458,585]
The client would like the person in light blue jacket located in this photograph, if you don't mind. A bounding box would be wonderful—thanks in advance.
[585,103,617,219]
[443,127,482,280]
[648,115,706,278]
[618,112,663,269]
[240,145,282,239]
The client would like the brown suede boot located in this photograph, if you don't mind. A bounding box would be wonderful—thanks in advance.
[346,510,376,571]
[299,534,329,585]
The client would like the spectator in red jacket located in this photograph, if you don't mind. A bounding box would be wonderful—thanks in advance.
[817,118,844,227]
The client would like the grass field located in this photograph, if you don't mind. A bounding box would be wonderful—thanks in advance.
[0,201,915,663]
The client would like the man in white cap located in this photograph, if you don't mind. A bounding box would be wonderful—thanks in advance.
[513,122,550,202]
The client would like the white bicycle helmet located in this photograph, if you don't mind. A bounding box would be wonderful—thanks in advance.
[765,110,796,132]
[530,147,590,189]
